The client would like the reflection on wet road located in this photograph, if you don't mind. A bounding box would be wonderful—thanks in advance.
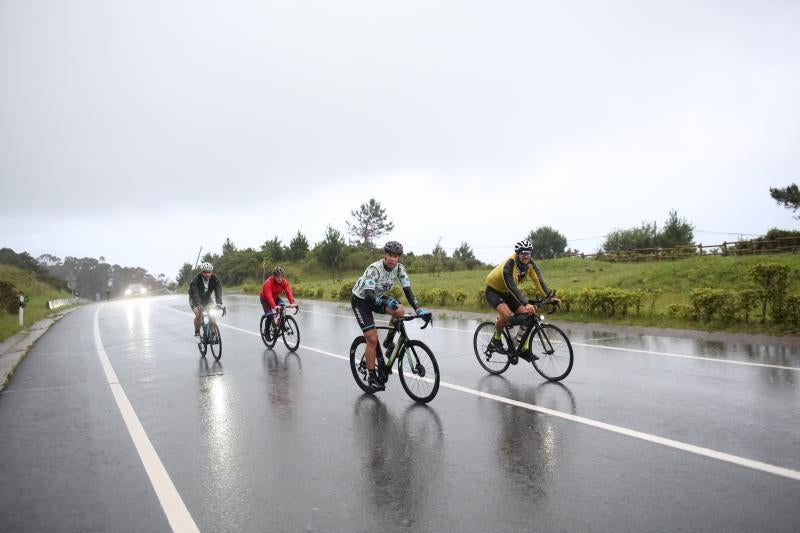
[0,294,798,532]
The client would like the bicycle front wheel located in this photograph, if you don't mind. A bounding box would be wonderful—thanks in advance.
[197,337,207,357]
[530,324,573,381]
[260,315,272,347]
[281,315,300,352]
[349,336,373,394]
[473,322,511,374]
[398,340,440,403]
[264,316,278,348]
[209,323,222,360]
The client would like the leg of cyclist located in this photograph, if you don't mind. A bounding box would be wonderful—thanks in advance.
[192,305,203,336]
[273,298,285,327]
[382,303,404,353]
[351,295,384,391]
[486,287,514,350]
[260,297,274,337]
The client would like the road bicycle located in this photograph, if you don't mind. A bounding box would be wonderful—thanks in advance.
[198,304,226,361]
[260,303,300,352]
[349,314,440,403]
[473,296,573,381]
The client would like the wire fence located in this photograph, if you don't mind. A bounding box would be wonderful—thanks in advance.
[567,236,800,262]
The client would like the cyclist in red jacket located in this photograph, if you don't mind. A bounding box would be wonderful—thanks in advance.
[260,266,297,316]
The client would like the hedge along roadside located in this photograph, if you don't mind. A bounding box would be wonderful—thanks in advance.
[242,262,799,332]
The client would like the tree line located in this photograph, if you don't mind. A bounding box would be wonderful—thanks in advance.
[0,248,163,300]
[4,183,795,296]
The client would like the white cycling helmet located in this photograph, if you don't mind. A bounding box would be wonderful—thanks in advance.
[199,262,214,272]
[514,239,533,253]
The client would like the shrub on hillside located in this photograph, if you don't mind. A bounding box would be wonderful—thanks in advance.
[750,263,791,323]
[0,280,22,314]
[690,288,736,322]
[737,289,759,323]
[783,294,800,325]
[667,304,693,319]
[241,282,259,294]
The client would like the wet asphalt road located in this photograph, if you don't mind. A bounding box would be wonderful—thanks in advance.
[0,294,798,532]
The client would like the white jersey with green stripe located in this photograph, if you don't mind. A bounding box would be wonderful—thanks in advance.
[352,259,412,300]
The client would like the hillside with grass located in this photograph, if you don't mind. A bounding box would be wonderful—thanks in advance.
[0,264,75,342]
[243,254,800,336]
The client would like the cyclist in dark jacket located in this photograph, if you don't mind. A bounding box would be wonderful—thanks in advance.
[189,261,223,336]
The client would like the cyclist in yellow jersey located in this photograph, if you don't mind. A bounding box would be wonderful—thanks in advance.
[485,239,560,354]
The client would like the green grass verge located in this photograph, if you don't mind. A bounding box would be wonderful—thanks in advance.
[227,254,800,337]
[0,264,75,343]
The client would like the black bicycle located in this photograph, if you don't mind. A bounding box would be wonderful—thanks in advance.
[198,304,226,361]
[260,303,300,352]
[473,296,573,381]
[349,315,439,403]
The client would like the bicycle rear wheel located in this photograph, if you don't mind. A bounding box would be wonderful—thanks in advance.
[473,322,511,374]
[349,336,373,394]
[398,340,440,403]
[209,323,222,360]
[530,324,573,381]
[281,315,300,352]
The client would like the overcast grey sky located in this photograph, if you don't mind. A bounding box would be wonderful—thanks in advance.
[2,1,798,278]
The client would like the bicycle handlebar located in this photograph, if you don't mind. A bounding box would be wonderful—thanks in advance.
[276,303,299,315]
[203,304,226,317]
[397,314,433,329]
[529,295,560,310]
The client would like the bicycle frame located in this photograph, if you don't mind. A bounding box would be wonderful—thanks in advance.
[201,305,224,341]
[350,313,438,402]
[374,319,412,371]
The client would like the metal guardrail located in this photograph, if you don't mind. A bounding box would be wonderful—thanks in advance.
[47,297,79,310]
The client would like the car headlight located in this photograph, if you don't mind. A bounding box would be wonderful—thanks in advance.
[141,288,147,294]
[125,289,132,296]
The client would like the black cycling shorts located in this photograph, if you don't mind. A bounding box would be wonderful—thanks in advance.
[260,297,285,313]
[351,294,387,332]
[485,286,523,312]
[189,298,212,312]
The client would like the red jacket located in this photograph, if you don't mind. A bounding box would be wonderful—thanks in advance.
[260,276,295,308]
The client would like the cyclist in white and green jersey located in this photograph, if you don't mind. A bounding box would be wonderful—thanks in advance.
[351,240,431,391]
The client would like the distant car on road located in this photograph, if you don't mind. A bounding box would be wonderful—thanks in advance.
[124,283,148,297]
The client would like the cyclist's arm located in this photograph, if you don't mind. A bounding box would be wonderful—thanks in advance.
[402,286,419,311]
[502,258,527,306]
[363,288,377,302]
[264,280,277,309]
[284,280,295,304]
[529,261,551,296]
[189,277,202,307]
[213,277,223,306]
[358,266,381,302]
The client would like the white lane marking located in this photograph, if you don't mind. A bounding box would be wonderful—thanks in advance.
[301,340,800,481]
[570,342,800,371]
[297,308,800,372]
[576,336,625,344]
[438,381,800,482]
[297,338,800,481]
[94,306,200,533]
[174,305,800,483]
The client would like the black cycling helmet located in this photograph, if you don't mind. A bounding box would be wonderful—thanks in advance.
[514,239,533,253]
[272,266,285,277]
[384,240,403,255]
